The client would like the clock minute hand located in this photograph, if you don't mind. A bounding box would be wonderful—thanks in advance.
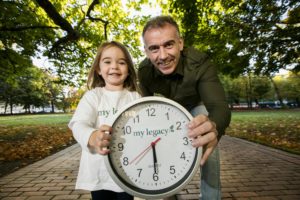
[152,143,158,173]
[129,137,161,165]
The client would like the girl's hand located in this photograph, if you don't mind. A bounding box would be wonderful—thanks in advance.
[88,125,112,155]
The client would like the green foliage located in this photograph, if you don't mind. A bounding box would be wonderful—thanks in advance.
[1,0,152,87]
[273,72,300,102]
[1,0,299,113]
[220,73,299,107]
[0,62,65,114]
[251,76,272,101]
[164,0,300,76]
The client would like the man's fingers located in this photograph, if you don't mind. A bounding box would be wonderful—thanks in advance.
[188,115,208,129]
[188,120,215,138]
[200,148,211,166]
[200,138,218,166]
[191,131,217,147]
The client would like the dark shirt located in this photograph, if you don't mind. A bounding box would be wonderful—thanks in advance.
[138,47,231,139]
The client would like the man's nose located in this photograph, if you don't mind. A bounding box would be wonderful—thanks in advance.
[158,47,168,60]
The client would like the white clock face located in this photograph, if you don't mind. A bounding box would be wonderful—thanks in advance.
[105,97,201,199]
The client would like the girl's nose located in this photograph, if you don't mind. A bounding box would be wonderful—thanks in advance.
[111,62,118,69]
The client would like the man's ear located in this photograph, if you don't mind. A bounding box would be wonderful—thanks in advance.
[179,37,184,51]
[144,45,150,58]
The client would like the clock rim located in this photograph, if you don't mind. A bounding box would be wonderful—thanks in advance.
[104,96,202,199]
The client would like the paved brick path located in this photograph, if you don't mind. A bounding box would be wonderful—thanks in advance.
[1,136,299,200]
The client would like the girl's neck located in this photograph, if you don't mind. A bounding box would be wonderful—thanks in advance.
[104,85,124,91]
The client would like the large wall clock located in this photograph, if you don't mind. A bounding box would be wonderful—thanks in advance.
[105,96,202,199]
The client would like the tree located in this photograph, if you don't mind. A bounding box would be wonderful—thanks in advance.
[251,76,272,104]
[2,0,298,95]
[273,72,300,107]
[220,74,243,108]
[1,0,151,86]
[56,87,86,113]
[164,0,300,76]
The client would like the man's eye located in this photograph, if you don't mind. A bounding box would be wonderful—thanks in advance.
[165,43,174,49]
[148,46,159,53]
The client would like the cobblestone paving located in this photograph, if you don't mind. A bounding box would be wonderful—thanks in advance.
[0,136,299,200]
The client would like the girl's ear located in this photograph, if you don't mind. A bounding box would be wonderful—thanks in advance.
[96,68,101,75]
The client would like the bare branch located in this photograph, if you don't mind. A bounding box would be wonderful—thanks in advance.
[86,0,109,40]
[35,0,80,47]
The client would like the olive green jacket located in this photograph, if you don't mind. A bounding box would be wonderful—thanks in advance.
[138,47,231,139]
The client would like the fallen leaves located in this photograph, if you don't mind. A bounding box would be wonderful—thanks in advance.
[0,125,75,176]
[226,110,300,154]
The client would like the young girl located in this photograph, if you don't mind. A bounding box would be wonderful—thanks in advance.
[68,41,140,200]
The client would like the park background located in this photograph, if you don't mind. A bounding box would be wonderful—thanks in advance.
[0,0,299,177]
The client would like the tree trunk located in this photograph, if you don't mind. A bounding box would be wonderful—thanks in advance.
[4,100,8,114]
[9,98,13,115]
[246,74,253,109]
[51,100,55,113]
[269,77,283,106]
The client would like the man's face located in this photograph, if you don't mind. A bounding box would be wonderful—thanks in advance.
[143,24,184,75]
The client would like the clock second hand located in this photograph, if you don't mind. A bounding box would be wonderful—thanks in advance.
[129,137,161,165]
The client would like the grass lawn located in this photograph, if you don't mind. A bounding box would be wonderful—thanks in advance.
[0,113,72,126]
[0,110,299,177]
[226,110,300,154]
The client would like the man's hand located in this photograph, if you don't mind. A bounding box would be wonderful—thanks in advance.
[187,115,218,166]
[88,125,112,155]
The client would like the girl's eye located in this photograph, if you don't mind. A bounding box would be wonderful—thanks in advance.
[119,61,127,65]
[104,61,111,64]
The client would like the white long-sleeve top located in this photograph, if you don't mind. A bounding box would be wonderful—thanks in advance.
[68,87,140,191]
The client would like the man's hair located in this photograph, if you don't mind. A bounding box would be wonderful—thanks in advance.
[142,15,180,37]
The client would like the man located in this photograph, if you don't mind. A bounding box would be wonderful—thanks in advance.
[138,15,231,200]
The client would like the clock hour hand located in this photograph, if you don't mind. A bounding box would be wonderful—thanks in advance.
[129,137,161,165]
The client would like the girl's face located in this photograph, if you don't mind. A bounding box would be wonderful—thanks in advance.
[98,46,129,91]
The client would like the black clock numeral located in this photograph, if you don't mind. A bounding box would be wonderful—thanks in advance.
[122,125,132,134]
[133,115,140,123]
[153,172,159,181]
[180,152,186,160]
[183,137,189,145]
[146,108,156,116]
[165,112,169,120]
[123,157,129,166]
[117,143,124,151]
[176,121,182,130]
[137,168,142,177]
[170,165,176,174]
